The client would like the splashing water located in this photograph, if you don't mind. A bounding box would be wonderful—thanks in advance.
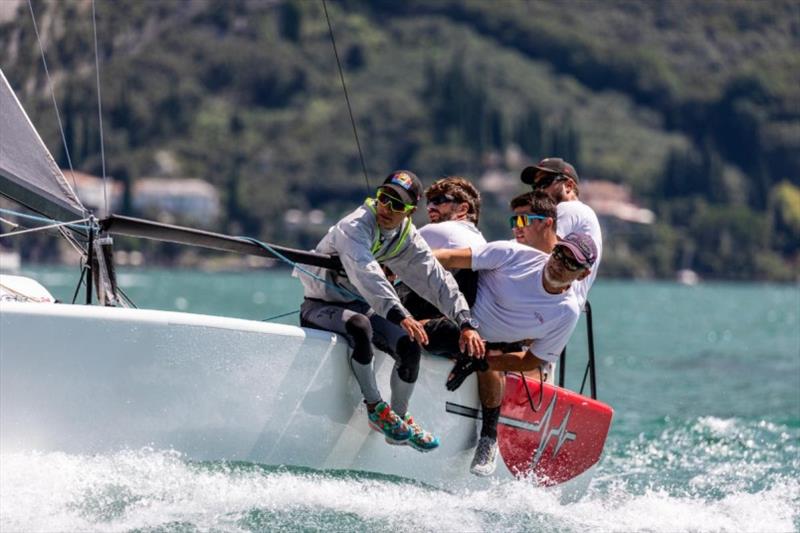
[2,415,797,533]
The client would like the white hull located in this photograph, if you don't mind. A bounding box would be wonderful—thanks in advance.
[1,301,527,490]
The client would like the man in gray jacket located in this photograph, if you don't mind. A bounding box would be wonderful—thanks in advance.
[299,170,484,453]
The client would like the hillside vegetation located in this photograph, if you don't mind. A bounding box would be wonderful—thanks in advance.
[1,0,798,280]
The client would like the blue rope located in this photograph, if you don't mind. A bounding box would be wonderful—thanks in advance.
[261,309,299,322]
[241,236,364,302]
[0,207,93,232]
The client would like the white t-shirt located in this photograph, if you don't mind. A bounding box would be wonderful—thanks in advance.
[419,220,486,250]
[469,240,581,363]
[556,200,602,307]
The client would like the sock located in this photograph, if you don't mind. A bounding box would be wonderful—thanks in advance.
[481,405,500,440]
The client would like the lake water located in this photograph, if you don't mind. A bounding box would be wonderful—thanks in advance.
[2,267,798,532]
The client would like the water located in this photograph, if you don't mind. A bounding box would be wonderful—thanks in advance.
[2,267,799,532]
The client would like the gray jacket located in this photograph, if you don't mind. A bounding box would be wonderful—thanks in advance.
[299,202,470,325]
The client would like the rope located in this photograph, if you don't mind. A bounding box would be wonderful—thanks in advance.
[241,236,364,302]
[0,207,79,225]
[321,0,371,194]
[518,368,545,412]
[0,216,19,229]
[261,309,299,322]
[91,0,109,215]
[26,0,81,200]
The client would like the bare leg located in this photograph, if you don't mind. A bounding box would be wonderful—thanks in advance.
[477,370,505,409]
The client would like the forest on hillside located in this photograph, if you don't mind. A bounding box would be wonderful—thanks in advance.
[1,0,798,280]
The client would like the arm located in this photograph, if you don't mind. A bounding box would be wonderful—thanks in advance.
[332,219,410,321]
[390,234,484,356]
[433,247,472,270]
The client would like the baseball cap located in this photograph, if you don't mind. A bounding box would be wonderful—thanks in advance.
[380,170,423,206]
[520,157,579,185]
[555,232,597,267]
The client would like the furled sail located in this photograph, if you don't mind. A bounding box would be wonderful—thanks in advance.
[0,67,85,223]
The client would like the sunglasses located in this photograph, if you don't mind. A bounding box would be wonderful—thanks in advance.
[509,214,548,229]
[427,194,456,206]
[553,246,585,272]
[532,172,567,190]
[377,190,415,213]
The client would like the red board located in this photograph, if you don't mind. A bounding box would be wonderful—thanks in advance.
[498,374,613,485]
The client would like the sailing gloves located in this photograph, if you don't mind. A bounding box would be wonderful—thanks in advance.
[446,354,489,391]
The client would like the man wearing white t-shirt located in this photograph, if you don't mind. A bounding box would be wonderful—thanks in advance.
[398,176,486,319]
[433,231,598,476]
[521,158,603,307]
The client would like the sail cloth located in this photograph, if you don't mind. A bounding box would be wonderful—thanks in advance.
[0,68,85,223]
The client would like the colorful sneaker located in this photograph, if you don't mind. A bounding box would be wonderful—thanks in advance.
[403,413,440,452]
[470,436,498,476]
[367,401,412,444]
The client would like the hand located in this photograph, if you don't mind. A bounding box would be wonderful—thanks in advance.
[400,317,428,346]
[446,354,489,391]
[458,329,485,358]
[382,265,397,282]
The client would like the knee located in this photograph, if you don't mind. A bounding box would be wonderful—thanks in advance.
[395,336,421,382]
[345,314,373,364]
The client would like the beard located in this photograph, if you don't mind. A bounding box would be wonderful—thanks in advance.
[431,209,455,222]
[548,187,567,203]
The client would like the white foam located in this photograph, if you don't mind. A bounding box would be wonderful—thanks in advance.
[1,449,798,532]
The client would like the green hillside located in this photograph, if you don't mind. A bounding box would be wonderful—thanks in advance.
[1,0,798,280]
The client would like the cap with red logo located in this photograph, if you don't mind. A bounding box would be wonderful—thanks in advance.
[380,170,423,206]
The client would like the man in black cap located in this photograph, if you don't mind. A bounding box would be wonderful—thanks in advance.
[298,170,484,454]
[520,157,603,307]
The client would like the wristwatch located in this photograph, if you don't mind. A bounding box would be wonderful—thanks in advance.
[460,317,480,331]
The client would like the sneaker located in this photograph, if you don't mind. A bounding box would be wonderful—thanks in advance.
[470,436,498,476]
[367,401,412,444]
[403,413,440,453]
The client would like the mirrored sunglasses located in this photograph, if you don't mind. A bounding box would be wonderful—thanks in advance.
[509,214,548,229]
[377,190,414,213]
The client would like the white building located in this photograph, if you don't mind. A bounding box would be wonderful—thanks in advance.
[133,178,220,226]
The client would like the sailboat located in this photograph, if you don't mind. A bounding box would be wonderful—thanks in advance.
[0,62,612,494]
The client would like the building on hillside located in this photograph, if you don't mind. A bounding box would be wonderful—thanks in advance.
[579,181,655,225]
[132,177,220,226]
[62,170,124,218]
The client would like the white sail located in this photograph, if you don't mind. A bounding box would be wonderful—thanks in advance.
[0,67,85,222]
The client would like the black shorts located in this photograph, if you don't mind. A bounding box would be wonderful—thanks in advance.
[422,316,527,358]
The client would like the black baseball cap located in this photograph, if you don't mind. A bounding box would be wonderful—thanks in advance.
[380,170,423,206]
[521,157,579,185]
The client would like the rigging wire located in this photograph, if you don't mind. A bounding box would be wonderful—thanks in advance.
[91,0,109,216]
[26,0,89,258]
[0,217,91,239]
[321,0,371,194]
[26,0,81,201]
